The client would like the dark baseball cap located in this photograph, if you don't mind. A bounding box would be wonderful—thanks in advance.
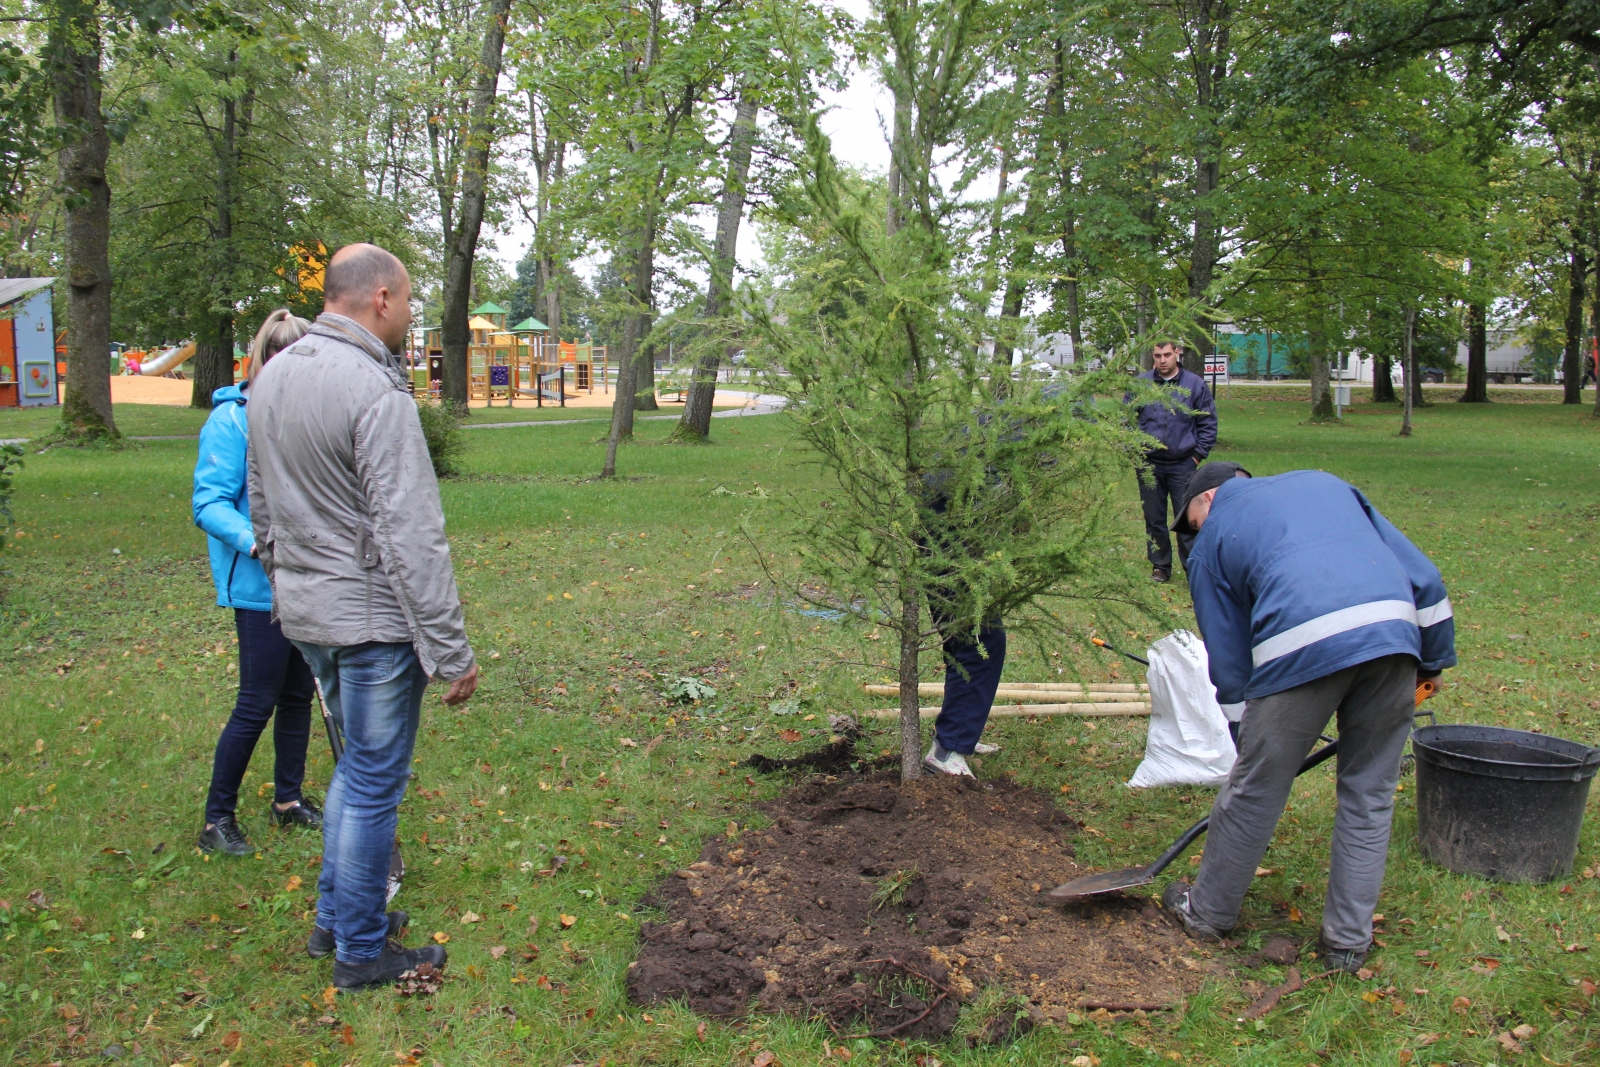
[1172,461,1252,535]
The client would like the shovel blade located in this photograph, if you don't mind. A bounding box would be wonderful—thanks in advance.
[1046,864,1156,901]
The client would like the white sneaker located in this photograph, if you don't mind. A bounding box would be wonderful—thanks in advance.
[923,743,976,777]
[974,741,1001,755]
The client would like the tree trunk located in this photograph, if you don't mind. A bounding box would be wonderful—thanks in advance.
[440,0,513,406]
[1184,0,1230,377]
[51,0,116,439]
[897,579,922,782]
[602,214,656,477]
[1460,302,1489,403]
[1307,313,1334,422]
[1400,308,1415,436]
[1563,239,1587,406]
[193,78,239,409]
[528,89,565,335]
[1371,351,1396,402]
[674,89,757,442]
[1591,232,1600,417]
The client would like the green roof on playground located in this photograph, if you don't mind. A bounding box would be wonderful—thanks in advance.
[472,301,509,315]
[510,316,549,332]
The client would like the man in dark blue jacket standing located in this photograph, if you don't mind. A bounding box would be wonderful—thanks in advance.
[1162,463,1455,974]
[1135,341,1217,582]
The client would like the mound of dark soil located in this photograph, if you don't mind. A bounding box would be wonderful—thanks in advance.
[628,772,1217,1038]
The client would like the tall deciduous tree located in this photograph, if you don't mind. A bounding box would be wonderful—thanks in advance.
[439,0,513,405]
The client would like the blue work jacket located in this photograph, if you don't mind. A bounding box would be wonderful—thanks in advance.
[1134,367,1217,462]
[1187,470,1455,704]
[193,383,273,611]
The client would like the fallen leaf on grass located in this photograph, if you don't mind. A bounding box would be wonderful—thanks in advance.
[1496,1032,1524,1055]
[221,1030,241,1051]
[395,963,443,996]
[56,1004,79,1020]
[489,945,507,959]
[1470,958,1501,975]
[753,1052,776,1067]
[1496,925,1513,943]
[528,916,539,932]
[779,729,802,743]
[340,1024,355,1046]
[1287,906,1303,923]
[432,931,449,944]
[1254,867,1277,877]
[285,875,302,892]
[696,1022,707,1041]
[1581,979,1598,997]
[1398,1051,1413,1065]
[27,889,48,909]
[459,911,481,924]
[1452,996,1472,1013]
[535,975,553,990]
[1069,1057,1100,1067]
[1416,1033,1441,1046]
[321,986,337,1008]
[559,914,575,928]
[618,737,638,748]
[1512,1024,1537,1040]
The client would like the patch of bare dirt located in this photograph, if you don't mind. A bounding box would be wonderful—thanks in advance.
[627,772,1219,1037]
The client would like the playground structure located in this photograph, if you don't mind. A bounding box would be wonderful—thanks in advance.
[0,277,58,408]
[415,302,611,407]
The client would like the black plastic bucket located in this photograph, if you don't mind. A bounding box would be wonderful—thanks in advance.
[1413,724,1600,883]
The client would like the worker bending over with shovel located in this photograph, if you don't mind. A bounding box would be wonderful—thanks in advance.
[1161,462,1455,974]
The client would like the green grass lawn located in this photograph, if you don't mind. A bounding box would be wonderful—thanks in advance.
[2,398,1599,1066]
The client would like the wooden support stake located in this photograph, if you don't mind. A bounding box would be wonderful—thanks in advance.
[862,703,1150,719]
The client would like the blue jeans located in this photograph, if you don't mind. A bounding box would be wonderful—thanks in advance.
[293,640,428,963]
[932,620,1006,756]
[205,609,315,825]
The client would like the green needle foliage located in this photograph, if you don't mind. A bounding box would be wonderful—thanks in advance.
[749,3,1175,781]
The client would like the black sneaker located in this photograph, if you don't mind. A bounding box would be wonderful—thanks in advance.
[1315,936,1369,975]
[332,940,446,990]
[1151,567,1171,583]
[271,797,324,830]
[197,815,252,857]
[1161,880,1230,941]
[307,910,410,959]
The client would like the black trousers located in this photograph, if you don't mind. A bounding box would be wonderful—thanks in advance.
[1140,457,1198,571]
[205,608,317,824]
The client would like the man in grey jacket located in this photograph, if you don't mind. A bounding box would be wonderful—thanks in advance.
[249,243,478,988]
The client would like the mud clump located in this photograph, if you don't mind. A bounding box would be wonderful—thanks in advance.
[628,772,1216,1037]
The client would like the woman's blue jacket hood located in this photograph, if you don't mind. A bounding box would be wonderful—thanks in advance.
[193,383,272,611]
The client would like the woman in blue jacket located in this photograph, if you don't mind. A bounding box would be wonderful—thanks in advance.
[193,310,321,855]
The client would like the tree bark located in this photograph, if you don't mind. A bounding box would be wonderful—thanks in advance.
[1184,0,1230,376]
[675,89,758,442]
[1371,350,1396,402]
[1400,308,1415,436]
[1591,231,1600,416]
[898,579,922,782]
[51,0,116,439]
[1307,309,1334,422]
[440,0,513,406]
[1459,302,1489,403]
[528,89,566,334]
[602,214,656,477]
[192,70,241,409]
[1563,238,1587,406]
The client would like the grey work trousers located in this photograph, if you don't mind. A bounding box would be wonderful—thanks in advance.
[1189,653,1417,951]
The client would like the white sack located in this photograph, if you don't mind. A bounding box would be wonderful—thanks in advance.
[1127,629,1236,788]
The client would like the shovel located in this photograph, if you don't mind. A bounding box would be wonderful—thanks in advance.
[1046,679,1437,902]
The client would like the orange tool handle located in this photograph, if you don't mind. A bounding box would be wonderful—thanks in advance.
[1416,679,1436,705]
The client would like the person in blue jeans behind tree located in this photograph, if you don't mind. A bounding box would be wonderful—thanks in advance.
[1133,340,1217,583]
[249,244,478,990]
[193,309,323,856]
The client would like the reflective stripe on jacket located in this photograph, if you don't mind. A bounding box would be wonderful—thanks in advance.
[1187,470,1455,704]
[193,384,272,611]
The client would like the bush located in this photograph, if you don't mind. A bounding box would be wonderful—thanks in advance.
[414,398,466,477]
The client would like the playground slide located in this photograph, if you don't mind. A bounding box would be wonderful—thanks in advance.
[139,341,195,376]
